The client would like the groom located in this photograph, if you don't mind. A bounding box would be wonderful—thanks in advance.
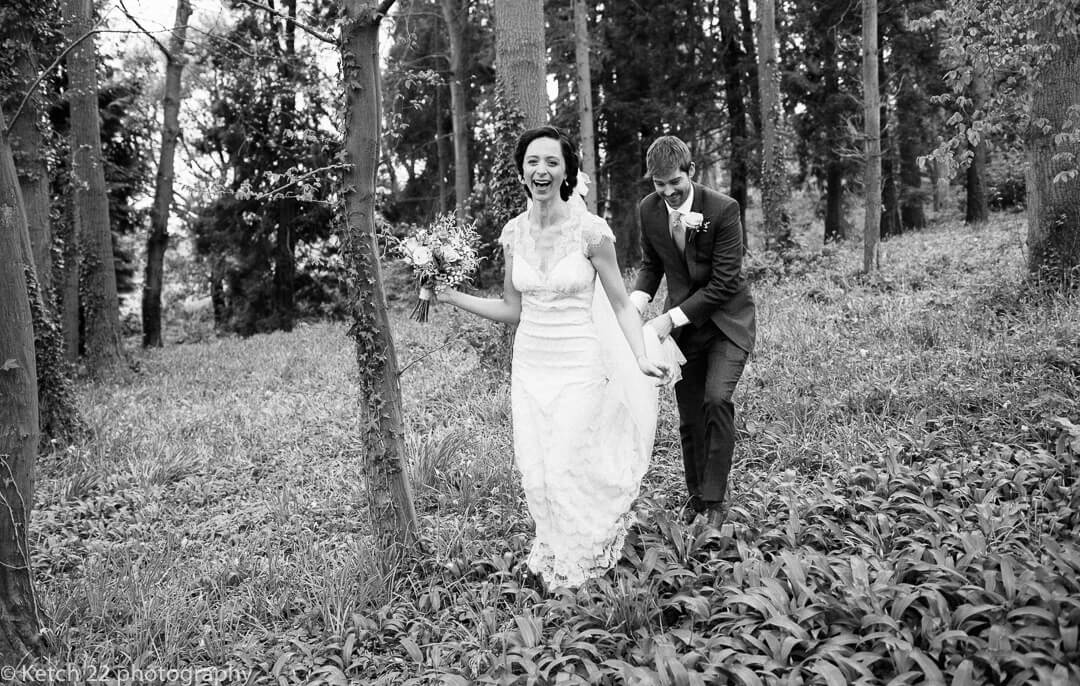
[629,135,756,528]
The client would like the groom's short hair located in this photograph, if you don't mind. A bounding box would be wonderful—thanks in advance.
[646,136,693,179]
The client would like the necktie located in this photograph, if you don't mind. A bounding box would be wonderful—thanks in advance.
[669,211,686,255]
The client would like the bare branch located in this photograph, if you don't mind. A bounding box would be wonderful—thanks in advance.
[184,22,260,59]
[247,163,352,200]
[233,0,335,45]
[117,0,172,58]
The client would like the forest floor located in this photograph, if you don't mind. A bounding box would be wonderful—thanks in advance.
[24,209,1080,685]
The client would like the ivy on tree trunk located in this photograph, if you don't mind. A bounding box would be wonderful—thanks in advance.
[63,0,124,373]
[340,0,418,559]
[0,108,44,665]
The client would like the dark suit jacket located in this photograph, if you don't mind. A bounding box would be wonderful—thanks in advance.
[632,183,756,354]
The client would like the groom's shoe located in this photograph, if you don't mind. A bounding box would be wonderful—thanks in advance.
[703,501,728,530]
[681,495,706,524]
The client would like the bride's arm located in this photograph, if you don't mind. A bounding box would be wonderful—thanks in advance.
[440,253,522,325]
[591,239,668,378]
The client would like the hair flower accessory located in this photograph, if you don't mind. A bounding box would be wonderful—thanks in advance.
[573,172,591,199]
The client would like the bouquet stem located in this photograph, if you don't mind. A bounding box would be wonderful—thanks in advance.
[411,284,434,322]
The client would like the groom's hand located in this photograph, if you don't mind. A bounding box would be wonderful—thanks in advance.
[646,313,674,341]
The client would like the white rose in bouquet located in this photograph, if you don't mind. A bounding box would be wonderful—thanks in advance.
[407,242,434,267]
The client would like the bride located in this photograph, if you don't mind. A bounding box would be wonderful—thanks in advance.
[439,126,683,588]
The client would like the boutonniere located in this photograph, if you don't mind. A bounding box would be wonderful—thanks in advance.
[682,211,709,245]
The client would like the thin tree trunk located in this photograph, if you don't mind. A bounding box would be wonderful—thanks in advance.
[740,0,762,137]
[1026,12,1080,283]
[573,0,597,214]
[63,0,123,372]
[440,0,471,220]
[142,0,192,347]
[59,191,80,361]
[494,0,547,127]
[756,0,789,251]
[273,199,296,331]
[0,108,44,665]
[824,162,845,242]
[965,66,990,225]
[435,88,450,214]
[881,142,902,238]
[719,0,748,237]
[897,72,926,230]
[273,0,298,332]
[340,0,417,557]
[862,0,881,272]
[930,157,946,212]
[879,52,901,239]
[822,28,845,243]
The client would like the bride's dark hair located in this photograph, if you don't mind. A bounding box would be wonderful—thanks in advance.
[514,126,580,201]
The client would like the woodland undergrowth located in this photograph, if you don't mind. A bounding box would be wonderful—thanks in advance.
[24,209,1080,685]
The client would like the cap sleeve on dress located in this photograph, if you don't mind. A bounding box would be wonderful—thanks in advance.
[498,218,516,256]
[581,214,616,257]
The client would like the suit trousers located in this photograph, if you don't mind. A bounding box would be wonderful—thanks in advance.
[674,323,749,505]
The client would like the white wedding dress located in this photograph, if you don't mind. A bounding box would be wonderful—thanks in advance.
[500,207,682,588]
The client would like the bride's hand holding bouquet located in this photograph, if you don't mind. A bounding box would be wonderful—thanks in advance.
[397,213,481,322]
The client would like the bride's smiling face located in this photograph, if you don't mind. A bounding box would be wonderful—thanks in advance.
[522,137,565,202]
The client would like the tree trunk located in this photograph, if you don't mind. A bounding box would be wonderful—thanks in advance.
[273,199,296,332]
[142,0,192,348]
[8,36,53,302]
[63,0,123,372]
[5,125,86,448]
[881,146,902,239]
[718,0,749,238]
[879,54,901,239]
[896,74,927,231]
[494,0,547,127]
[59,191,80,361]
[965,142,989,224]
[822,28,845,244]
[573,0,598,214]
[756,0,789,251]
[965,67,990,225]
[273,0,298,332]
[434,88,449,214]
[440,0,471,221]
[740,0,762,138]
[862,0,881,272]
[1026,13,1080,284]
[824,162,845,243]
[0,109,44,666]
[930,156,946,212]
[340,0,417,557]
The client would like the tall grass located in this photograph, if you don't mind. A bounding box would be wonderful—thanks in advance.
[26,208,1080,680]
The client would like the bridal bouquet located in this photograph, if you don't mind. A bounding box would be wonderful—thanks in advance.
[397,213,480,322]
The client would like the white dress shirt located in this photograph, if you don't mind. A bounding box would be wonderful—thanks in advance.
[630,187,693,328]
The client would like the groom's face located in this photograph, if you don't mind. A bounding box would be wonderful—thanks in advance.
[652,163,695,209]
